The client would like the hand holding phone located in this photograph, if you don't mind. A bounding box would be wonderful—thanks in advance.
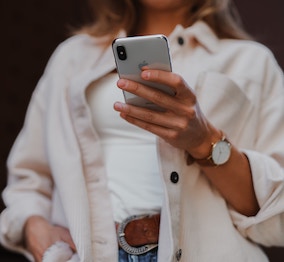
[112,34,174,111]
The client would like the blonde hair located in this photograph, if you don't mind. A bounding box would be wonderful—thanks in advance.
[79,0,251,40]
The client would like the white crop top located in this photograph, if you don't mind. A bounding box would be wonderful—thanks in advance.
[86,73,163,223]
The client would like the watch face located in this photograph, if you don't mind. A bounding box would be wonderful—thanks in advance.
[212,140,231,165]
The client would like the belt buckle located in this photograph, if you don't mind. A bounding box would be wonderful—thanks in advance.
[117,214,158,255]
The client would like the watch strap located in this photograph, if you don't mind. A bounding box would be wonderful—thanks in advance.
[189,134,230,167]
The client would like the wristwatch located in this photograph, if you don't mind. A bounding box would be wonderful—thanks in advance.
[194,135,231,167]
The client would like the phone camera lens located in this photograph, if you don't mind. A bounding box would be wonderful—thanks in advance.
[117,45,127,60]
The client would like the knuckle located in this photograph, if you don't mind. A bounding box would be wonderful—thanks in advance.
[152,91,164,103]
[132,82,140,92]
[143,123,152,132]
[124,106,131,114]
[154,70,162,79]
[190,93,197,104]
[167,130,179,141]
[183,107,196,119]
[143,112,155,122]
[172,74,185,87]
[176,120,189,131]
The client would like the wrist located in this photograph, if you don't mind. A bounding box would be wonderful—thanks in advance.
[187,129,223,159]
[186,130,231,167]
[24,216,49,241]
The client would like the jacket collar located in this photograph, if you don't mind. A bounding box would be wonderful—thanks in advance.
[68,21,219,113]
[168,21,219,54]
[114,21,219,55]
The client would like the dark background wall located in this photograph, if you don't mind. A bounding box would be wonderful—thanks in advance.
[0,1,283,261]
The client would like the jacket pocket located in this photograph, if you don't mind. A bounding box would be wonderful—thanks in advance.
[195,71,256,144]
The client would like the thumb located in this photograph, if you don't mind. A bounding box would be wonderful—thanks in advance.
[61,235,76,252]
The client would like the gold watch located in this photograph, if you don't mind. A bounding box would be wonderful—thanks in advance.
[194,135,231,167]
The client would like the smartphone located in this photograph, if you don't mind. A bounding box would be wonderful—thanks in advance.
[112,34,174,111]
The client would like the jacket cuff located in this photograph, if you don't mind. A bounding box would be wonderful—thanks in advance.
[0,199,51,250]
[230,149,284,246]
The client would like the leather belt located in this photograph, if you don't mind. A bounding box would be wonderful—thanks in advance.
[116,213,160,255]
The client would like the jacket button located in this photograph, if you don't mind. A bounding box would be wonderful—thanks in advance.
[170,172,179,184]
[176,249,182,261]
[177,36,184,46]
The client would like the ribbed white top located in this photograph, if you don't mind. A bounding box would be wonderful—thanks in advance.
[86,73,163,222]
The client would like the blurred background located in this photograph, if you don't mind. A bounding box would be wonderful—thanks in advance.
[0,0,283,261]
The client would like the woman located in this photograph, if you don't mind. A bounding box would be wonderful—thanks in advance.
[1,0,284,261]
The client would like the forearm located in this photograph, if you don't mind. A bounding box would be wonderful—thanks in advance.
[185,125,259,217]
[200,145,259,217]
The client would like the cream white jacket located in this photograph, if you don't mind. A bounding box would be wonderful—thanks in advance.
[1,22,284,262]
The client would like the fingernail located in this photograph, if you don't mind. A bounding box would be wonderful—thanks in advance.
[114,102,123,111]
[141,71,150,80]
[117,79,127,88]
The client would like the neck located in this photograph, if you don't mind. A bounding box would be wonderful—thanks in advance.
[135,6,189,36]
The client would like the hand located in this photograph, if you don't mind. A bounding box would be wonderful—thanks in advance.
[114,69,220,158]
[113,69,260,216]
[23,216,76,262]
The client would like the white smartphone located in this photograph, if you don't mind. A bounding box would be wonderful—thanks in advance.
[112,34,174,111]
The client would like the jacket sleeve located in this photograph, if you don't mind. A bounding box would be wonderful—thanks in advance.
[0,74,53,253]
[0,36,77,254]
[230,49,284,247]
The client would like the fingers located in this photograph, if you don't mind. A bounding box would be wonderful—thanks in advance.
[24,216,76,261]
[118,110,176,142]
[117,71,196,113]
[141,69,195,101]
[116,78,176,112]
[113,102,198,150]
[24,216,52,262]
[56,226,77,252]
[114,101,194,131]
[141,69,179,88]
[114,70,210,152]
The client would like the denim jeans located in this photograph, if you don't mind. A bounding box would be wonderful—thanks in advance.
[118,248,158,262]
